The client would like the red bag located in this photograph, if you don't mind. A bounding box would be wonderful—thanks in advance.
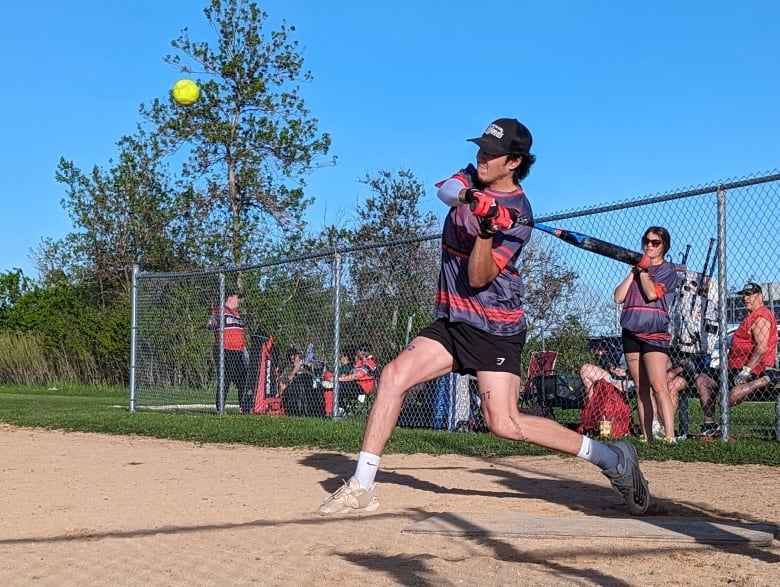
[578,379,633,437]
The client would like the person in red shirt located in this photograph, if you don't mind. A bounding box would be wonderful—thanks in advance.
[336,343,377,413]
[207,289,250,413]
[695,282,778,438]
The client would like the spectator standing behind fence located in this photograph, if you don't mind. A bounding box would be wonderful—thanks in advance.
[614,227,679,443]
[317,117,650,517]
[337,344,377,413]
[695,282,779,439]
[207,289,251,414]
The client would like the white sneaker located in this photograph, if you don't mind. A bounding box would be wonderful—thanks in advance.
[317,477,380,515]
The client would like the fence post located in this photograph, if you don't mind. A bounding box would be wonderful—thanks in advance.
[130,264,139,413]
[716,184,730,441]
[217,274,226,415]
[332,252,343,419]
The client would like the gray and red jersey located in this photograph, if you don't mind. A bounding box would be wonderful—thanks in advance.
[619,260,679,347]
[434,165,533,336]
[208,306,246,351]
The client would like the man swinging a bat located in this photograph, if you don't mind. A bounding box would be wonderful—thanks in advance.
[318,118,651,517]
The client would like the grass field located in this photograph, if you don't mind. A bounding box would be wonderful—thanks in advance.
[1,384,778,466]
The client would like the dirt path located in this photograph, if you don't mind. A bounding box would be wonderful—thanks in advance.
[0,425,778,586]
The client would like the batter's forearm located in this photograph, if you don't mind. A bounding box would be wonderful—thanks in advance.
[468,239,499,288]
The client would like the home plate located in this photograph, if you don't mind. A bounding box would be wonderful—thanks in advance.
[404,514,776,545]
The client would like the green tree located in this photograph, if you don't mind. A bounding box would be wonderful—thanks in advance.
[141,0,334,266]
[524,314,592,377]
[340,169,440,359]
[518,238,614,344]
[0,269,35,330]
[2,282,129,384]
[35,132,176,297]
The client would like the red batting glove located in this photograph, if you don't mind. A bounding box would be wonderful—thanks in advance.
[635,254,651,270]
[477,205,515,238]
[490,206,514,231]
[464,188,495,217]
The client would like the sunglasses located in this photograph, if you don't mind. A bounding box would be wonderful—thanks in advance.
[642,238,663,247]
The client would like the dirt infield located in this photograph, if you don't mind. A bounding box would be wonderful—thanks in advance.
[0,425,778,586]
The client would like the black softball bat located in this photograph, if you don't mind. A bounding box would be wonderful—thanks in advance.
[512,214,647,267]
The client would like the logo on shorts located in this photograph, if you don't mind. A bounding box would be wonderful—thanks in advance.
[496,357,506,365]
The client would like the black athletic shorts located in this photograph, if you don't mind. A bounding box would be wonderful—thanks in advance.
[417,318,525,375]
[621,329,670,356]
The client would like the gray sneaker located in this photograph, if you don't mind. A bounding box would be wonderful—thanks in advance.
[317,477,380,515]
[602,440,651,515]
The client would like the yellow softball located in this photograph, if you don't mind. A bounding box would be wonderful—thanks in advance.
[171,79,200,106]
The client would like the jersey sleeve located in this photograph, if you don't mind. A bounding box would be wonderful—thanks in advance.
[652,262,679,298]
[491,198,533,270]
[434,164,479,189]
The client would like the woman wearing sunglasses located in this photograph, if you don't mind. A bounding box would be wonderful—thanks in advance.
[614,227,679,443]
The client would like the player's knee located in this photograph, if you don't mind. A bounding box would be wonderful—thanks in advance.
[483,411,527,441]
[727,391,745,407]
[374,363,407,398]
[488,423,518,440]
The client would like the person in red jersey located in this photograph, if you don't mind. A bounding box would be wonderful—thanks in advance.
[207,289,250,413]
[695,282,778,439]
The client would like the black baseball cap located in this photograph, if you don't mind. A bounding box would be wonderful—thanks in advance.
[225,289,244,298]
[739,282,762,296]
[467,118,533,157]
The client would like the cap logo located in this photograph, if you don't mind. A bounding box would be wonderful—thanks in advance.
[485,123,505,139]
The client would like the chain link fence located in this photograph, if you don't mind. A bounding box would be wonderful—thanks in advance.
[131,171,780,441]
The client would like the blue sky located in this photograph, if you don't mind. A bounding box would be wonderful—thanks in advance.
[2,1,778,277]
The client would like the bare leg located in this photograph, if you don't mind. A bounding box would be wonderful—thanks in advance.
[729,377,770,406]
[321,350,652,516]
[644,351,676,441]
[477,371,584,454]
[666,367,686,414]
[361,337,453,456]
[580,363,611,401]
[696,373,717,422]
[625,352,652,441]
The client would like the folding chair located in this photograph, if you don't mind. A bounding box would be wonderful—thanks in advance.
[520,350,559,418]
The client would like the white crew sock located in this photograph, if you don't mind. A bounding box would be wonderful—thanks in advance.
[355,451,381,489]
[576,436,619,470]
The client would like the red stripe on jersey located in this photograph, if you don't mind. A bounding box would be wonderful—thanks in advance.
[436,291,525,324]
